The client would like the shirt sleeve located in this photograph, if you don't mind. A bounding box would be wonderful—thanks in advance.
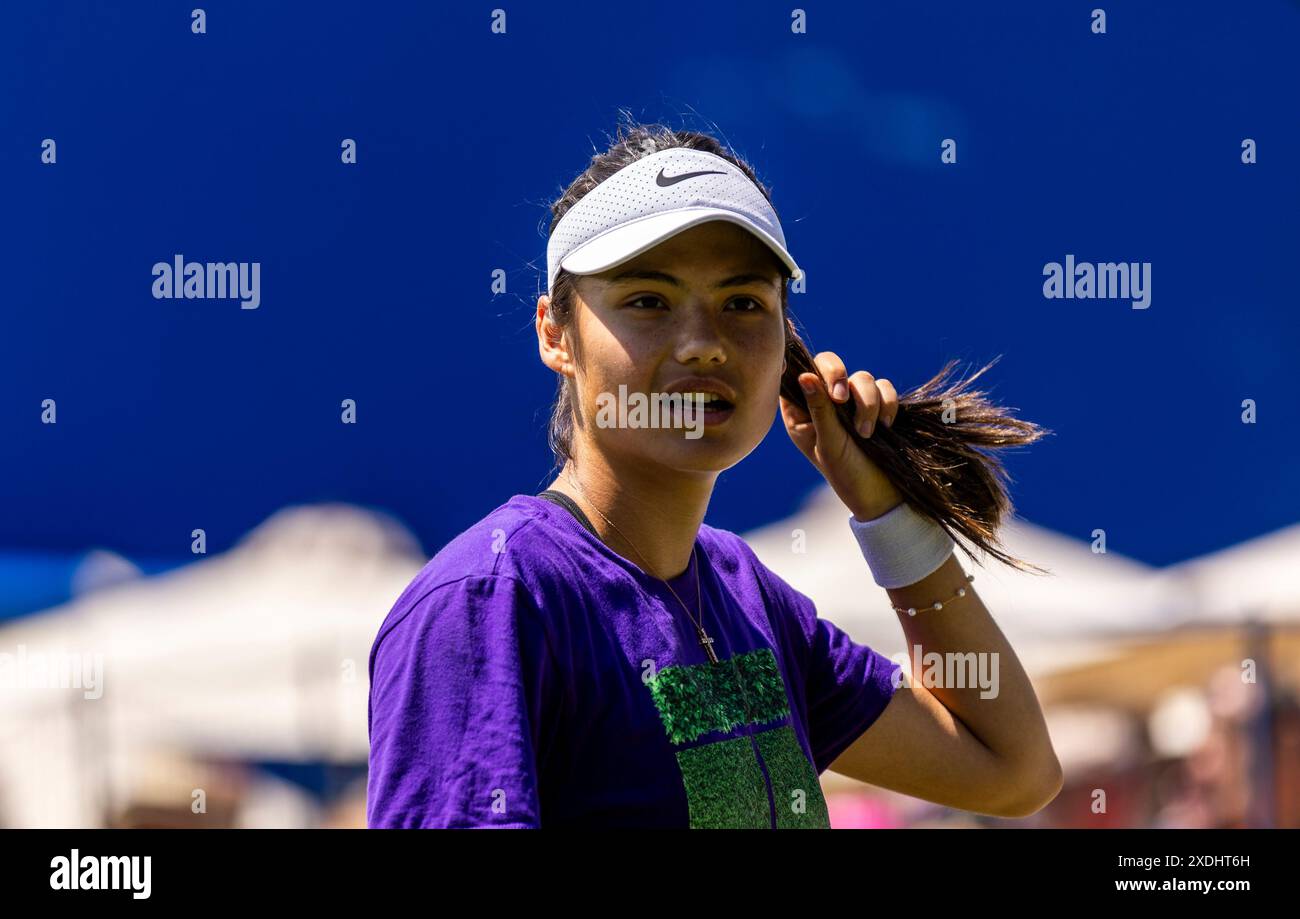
[761,567,902,774]
[366,574,559,828]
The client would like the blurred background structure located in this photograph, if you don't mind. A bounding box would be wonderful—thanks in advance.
[2,2,1297,827]
[0,491,1296,828]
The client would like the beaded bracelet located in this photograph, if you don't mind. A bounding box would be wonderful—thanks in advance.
[891,572,975,617]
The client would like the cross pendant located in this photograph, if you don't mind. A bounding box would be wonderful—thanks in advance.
[697,627,719,665]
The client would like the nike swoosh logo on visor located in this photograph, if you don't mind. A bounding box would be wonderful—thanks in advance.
[656,168,727,187]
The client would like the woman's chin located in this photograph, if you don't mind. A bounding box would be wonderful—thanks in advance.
[645,429,762,474]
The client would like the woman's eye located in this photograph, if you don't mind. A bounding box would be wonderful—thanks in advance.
[624,295,764,311]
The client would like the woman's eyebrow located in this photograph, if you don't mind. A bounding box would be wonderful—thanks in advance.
[607,269,778,290]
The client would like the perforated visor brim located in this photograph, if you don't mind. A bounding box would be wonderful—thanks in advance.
[553,208,802,291]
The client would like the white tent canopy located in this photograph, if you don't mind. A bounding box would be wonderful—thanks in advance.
[1034,523,1300,712]
[1153,522,1300,626]
[0,504,426,826]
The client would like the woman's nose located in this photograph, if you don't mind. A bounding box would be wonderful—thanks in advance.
[672,303,727,365]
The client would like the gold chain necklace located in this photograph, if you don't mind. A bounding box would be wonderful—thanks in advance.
[564,472,720,665]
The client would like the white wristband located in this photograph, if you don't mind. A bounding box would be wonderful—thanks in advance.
[848,502,956,589]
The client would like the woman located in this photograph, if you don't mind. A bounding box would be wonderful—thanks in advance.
[367,119,1063,829]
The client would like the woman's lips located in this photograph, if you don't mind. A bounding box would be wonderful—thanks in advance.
[666,396,735,427]
[697,401,735,425]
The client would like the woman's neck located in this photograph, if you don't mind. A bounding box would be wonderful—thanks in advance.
[548,453,716,580]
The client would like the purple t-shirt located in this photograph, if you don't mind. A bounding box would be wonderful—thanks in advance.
[367,493,900,828]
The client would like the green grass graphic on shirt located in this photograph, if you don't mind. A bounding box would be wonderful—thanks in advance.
[648,648,831,829]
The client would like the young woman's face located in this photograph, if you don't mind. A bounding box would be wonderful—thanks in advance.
[555,220,788,476]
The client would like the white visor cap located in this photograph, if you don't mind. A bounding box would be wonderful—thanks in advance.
[546,147,802,296]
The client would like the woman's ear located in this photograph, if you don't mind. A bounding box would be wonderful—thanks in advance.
[537,295,572,376]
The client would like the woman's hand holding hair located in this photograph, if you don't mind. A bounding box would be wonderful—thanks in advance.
[780,351,907,522]
[778,321,1053,575]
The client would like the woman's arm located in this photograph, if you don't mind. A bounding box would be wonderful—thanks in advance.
[782,351,1062,818]
[826,552,1063,817]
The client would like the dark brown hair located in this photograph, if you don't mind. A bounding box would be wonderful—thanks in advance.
[542,115,1050,574]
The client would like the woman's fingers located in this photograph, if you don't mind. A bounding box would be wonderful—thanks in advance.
[784,358,898,451]
[780,391,813,438]
[780,393,817,463]
[798,371,843,440]
[847,370,881,437]
[786,371,849,469]
[779,391,811,429]
[876,377,899,428]
[813,351,850,403]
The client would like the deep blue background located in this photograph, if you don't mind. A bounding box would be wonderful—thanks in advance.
[3,3,1297,601]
